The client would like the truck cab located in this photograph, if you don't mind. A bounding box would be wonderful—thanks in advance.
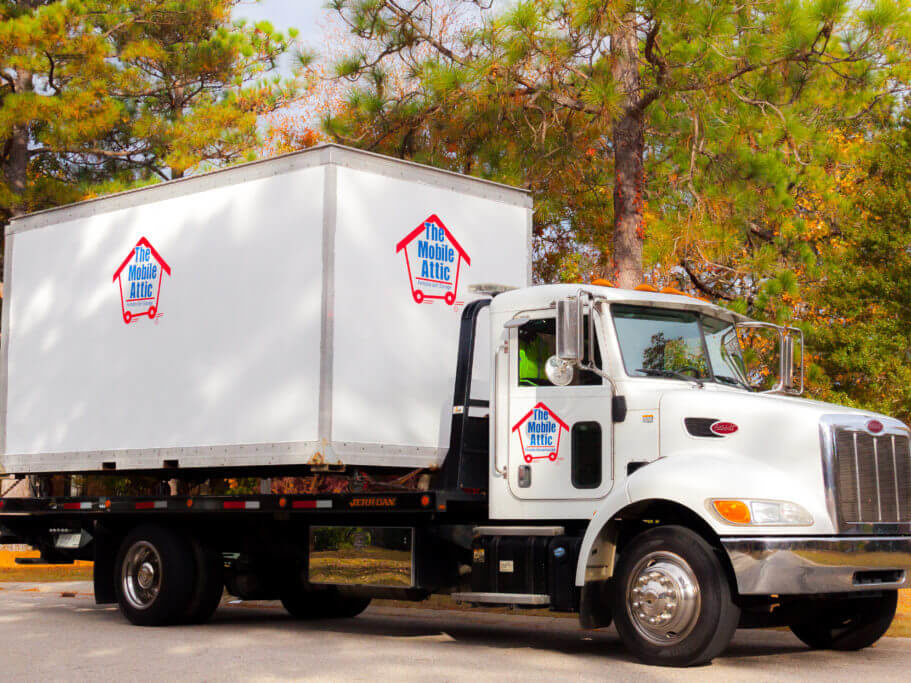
[464,282,911,664]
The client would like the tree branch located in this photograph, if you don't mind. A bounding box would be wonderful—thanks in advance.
[680,259,735,300]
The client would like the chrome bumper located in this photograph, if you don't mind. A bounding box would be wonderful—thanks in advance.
[722,536,911,595]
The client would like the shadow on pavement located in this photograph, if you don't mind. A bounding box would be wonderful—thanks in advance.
[58,597,812,664]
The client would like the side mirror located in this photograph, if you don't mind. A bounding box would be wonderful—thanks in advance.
[545,356,575,386]
[555,295,583,363]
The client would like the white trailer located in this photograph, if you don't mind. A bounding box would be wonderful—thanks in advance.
[2,148,911,668]
[0,144,531,473]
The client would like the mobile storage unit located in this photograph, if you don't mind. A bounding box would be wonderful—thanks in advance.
[1,144,532,474]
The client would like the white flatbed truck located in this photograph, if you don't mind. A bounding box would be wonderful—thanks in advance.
[1,145,910,666]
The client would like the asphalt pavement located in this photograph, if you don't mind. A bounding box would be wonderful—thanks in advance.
[0,581,908,681]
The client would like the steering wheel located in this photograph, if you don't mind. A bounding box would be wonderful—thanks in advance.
[673,365,703,378]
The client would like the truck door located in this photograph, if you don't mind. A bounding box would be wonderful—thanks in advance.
[505,310,613,500]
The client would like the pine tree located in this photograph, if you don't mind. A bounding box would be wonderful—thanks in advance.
[324,0,909,287]
[803,122,911,423]
[1,0,295,224]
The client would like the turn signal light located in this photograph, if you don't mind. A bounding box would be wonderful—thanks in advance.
[710,499,814,526]
[713,500,751,525]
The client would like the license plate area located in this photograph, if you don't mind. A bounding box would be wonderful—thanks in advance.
[308,526,415,588]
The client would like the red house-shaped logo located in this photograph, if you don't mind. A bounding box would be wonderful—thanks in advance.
[395,214,470,305]
[112,237,171,324]
[512,402,569,463]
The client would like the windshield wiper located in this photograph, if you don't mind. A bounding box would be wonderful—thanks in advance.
[714,374,750,390]
[636,368,704,388]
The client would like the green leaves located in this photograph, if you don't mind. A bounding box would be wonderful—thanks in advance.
[1,0,297,225]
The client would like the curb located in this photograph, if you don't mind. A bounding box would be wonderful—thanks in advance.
[0,550,92,569]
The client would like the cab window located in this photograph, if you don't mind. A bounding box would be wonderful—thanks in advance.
[611,305,710,379]
[517,317,602,387]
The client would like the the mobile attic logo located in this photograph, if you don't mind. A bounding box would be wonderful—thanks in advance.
[512,402,569,463]
[395,214,470,305]
[112,237,171,324]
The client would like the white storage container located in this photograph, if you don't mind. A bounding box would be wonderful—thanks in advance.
[0,145,531,474]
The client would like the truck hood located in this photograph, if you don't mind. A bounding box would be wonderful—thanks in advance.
[655,388,908,532]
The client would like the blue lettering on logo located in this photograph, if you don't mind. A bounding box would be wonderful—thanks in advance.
[526,408,557,449]
[126,246,159,302]
[414,221,456,289]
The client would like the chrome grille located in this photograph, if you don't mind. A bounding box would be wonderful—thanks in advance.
[833,427,911,524]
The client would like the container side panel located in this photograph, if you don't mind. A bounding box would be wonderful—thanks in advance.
[5,166,324,460]
[331,167,529,462]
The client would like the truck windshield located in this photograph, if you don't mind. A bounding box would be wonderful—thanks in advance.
[611,305,749,389]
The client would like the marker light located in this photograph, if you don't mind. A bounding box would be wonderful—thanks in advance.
[710,499,813,526]
[712,500,751,524]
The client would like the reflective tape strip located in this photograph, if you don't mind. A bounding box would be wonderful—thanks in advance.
[291,500,332,510]
[135,501,167,510]
[223,500,260,510]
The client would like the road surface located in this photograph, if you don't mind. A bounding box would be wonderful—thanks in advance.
[0,581,907,681]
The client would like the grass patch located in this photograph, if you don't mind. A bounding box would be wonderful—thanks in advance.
[886,590,911,638]
[0,566,93,582]
[0,550,93,582]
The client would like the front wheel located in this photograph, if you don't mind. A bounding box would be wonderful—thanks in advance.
[611,526,740,667]
[789,591,897,650]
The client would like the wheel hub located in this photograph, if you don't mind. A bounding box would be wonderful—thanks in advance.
[627,551,701,645]
[137,561,156,590]
[121,540,162,611]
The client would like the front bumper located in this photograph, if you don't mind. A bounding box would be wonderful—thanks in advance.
[722,536,911,595]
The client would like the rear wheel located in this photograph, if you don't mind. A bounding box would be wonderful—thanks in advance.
[115,525,195,626]
[181,535,224,624]
[611,526,740,667]
[789,591,897,650]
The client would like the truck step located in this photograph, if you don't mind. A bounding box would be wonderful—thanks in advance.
[474,526,564,537]
[451,592,550,606]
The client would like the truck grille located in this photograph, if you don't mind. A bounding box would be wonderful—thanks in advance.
[833,428,911,523]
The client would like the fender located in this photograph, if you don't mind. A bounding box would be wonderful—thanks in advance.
[574,453,829,587]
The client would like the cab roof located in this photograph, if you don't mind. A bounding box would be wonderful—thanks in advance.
[489,283,752,324]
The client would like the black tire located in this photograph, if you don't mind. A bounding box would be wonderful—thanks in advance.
[114,525,195,626]
[611,525,740,667]
[181,535,224,624]
[789,591,897,650]
[281,583,371,620]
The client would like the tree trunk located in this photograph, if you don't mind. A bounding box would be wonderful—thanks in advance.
[2,69,33,218]
[610,18,645,288]
[5,125,29,217]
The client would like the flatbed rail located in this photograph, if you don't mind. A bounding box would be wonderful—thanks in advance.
[0,489,486,518]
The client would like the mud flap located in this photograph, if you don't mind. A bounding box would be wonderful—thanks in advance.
[92,522,118,605]
[579,579,613,629]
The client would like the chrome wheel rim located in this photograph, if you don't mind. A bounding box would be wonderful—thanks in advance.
[626,550,701,646]
[122,541,162,610]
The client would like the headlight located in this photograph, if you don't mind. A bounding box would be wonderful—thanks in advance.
[709,499,814,526]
